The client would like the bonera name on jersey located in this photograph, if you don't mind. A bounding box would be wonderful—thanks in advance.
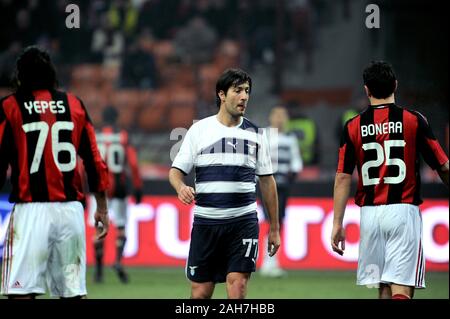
[361,121,402,137]
[24,100,66,115]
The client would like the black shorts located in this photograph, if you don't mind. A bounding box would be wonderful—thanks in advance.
[186,214,259,283]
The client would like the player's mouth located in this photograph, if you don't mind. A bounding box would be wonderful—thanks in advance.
[237,104,246,110]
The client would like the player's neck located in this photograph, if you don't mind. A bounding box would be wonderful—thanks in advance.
[216,110,242,127]
[369,95,395,106]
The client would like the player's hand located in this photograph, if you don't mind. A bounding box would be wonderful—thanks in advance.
[177,185,195,205]
[94,209,109,240]
[267,229,281,257]
[331,224,346,256]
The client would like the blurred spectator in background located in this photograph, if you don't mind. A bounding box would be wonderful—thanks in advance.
[261,105,303,277]
[94,105,143,284]
[174,16,218,65]
[286,103,320,166]
[335,95,367,144]
[0,42,22,87]
[286,0,314,73]
[91,13,125,67]
[119,29,158,89]
[107,0,139,39]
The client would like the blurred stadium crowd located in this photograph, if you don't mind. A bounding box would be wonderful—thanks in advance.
[0,0,448,181]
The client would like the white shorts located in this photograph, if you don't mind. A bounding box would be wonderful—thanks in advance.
[357,203,425,289]
[1,202,86,297]
[109,198,128,228]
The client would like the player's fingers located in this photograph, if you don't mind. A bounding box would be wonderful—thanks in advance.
[179,194,192,205]
[96,226,108,240]
[331,241,343,255]
[270,244,280,257]
[341,239,345,251]
[181,188,194,201]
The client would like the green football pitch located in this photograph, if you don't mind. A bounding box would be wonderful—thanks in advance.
[0,267,447,299]
[82,267,448,299]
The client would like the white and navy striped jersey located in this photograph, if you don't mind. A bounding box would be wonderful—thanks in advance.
[270,132,303,186]
[172,115,273,220]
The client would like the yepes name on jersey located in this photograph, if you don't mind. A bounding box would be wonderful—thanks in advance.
[24,100,66,114]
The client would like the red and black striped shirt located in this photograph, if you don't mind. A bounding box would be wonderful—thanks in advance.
[96,126,142,199]
[0,89,109,203]
[337,103,448,206]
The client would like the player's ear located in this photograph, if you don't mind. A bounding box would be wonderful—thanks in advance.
[364,85,371,98]
[218,90,226,103]
[394,80,398,92]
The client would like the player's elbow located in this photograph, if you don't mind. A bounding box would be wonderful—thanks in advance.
[334,173,352,188]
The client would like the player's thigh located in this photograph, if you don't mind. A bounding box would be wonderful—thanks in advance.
[47,201,86,298]
[381,204,424,288]
[226,218,259,274]
[1,203,52,295]
[357,206,384,285]
[186,224,223,283]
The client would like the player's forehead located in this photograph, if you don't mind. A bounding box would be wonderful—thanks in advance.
[230,81,250,90]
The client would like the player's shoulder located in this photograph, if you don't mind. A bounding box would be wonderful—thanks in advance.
[402,106,429,124]
[0,92,17,107]
[188,115,215,131]
[240,117,261,132]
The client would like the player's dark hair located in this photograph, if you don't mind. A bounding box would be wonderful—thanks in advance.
[363,61,397,99]
[103,105,118,125]
[215,68,252,107]
[14,45,58,92]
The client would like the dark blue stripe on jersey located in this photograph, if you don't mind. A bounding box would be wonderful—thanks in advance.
[278,145,291,152]
[15,91,50,202]
[194,212,257,225]
[200,137,258,156]
[387,105,404,204]
[278,158,290,164]
[360,107,376,206]
[195,192,256,208]
[195,165,255,183]
[52,90,77,201]
[239,118,260,132]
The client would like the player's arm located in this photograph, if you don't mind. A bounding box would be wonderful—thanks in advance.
[0,108,12,189]
[415,111,449,187]
[169,168,195,205]
[331,172,352,256]
[170,125,196,205]
[437,161,449,187]
[332,121,355,256]
[259,175,281,257]
[77,99,110,239]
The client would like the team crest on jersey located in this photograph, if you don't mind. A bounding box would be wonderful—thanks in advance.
[189,266,198,276]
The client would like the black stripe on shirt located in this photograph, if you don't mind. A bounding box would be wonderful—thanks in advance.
[15,91,50,202]
[360,107,376,206]
[387,105,405,204]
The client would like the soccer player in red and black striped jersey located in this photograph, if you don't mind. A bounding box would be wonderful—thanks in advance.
[0,46,110,298]
[93,105,142,284]
[331,61,449,299]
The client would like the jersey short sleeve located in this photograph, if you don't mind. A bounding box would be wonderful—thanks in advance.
[256,129,273,176]
[172,125,197,175]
